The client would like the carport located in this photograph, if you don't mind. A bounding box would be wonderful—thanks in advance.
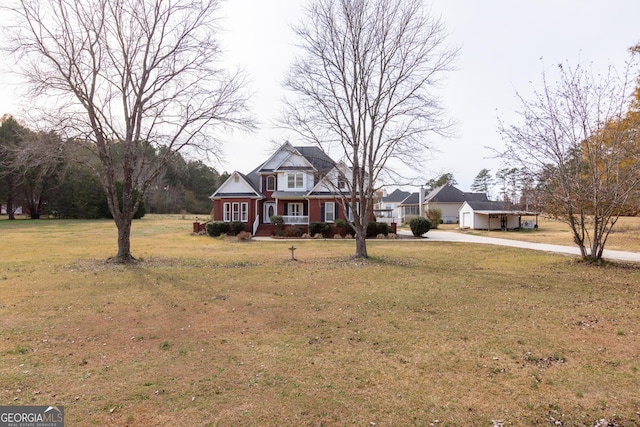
[459,201,538,230]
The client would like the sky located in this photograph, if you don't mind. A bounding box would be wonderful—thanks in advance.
[1,1,639,192]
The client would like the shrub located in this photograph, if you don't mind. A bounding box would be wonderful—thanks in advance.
[376,222,389,236]
[345,222,356,237]
[309,222,332,237]
[270,215,284,236]
[335,218,346,229]
[409,217,432,237]
[426,208,442,229]
[367,221,379,238]
[284,226,304,238]
[206,221,229,237]
[230,221,246,236]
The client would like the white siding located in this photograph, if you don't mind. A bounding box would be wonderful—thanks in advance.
[428,202,462,224]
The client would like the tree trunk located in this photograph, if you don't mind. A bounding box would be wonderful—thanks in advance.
[354,224,368,258]
[114,215,135,262]
[6,179,15,220]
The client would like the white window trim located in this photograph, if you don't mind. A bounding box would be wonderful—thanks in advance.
[266,176,276,191]
[325,202,335,222]
[241,202,248,222]
[288,202,304,216]
[232,202,240,221]
[223,202,231,222]
[287,173,304,189]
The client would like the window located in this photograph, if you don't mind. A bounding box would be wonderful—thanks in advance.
[346,203,361,222]
[266,176,276,191]
[223,203,231,222]
[287,173,304,189]
[324,202,335,222]
[337,177,347,190]
[232,203,240,221]
[404,206,420,216]
[241,202,248,222]
[224,202,248,222]
[288,203,303,216]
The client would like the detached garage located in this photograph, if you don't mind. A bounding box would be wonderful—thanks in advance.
[459,201,538,230]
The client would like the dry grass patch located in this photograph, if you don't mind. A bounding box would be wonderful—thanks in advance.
[1,216,639,426]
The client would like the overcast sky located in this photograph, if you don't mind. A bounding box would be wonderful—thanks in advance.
[2,1,639,192]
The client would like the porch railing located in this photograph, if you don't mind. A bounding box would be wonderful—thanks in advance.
[252,215,260,235]
[282,215,309,225]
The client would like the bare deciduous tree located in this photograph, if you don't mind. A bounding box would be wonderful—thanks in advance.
[283,0,457,258]
[500,59,640,261]
[5,0,253,261]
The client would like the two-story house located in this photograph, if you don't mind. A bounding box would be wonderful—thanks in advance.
[210,142,360,236]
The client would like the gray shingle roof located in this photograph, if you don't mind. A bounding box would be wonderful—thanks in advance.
[383,188,412,203]
[425,184,488,203]
[465,200,514,211]
[295,146,336,176]
[399,192,420,205]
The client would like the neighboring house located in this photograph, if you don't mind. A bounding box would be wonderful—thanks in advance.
[1,204,23,215]
[210,142,362,236]
[397,192,421,224]
[459,200,539,230]
[374,188,411,224]
[423,185,488,224]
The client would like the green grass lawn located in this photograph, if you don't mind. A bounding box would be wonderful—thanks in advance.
[1,216,639,426]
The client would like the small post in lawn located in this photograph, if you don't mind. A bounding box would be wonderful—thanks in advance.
[289,245,297,261]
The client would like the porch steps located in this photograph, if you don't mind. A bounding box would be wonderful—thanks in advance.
[254,224,275,237]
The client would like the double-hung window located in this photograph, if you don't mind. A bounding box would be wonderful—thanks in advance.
[324,202,335,222]
[240,202,248,222]
[223,203,231,222]
[225,202,249,222]
[232,203,240,221]
[287,173,304,189]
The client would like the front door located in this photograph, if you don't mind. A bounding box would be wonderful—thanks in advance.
[264,202,276,223]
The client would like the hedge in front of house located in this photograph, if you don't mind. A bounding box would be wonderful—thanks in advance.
[376,222,389,236]
[229,221,247,236]
[309,222,332,238]
[366,221,389,238]
[206,221,229,237]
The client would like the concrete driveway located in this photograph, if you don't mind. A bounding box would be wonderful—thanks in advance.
[397,230,640,263]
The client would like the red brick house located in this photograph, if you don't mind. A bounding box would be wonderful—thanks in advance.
[210,142,362,236]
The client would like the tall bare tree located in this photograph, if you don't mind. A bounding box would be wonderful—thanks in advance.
[5,0,253,261]
[283,0,457,258]
[500,59,640,261]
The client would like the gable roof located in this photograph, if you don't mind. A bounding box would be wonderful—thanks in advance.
[383,189,412,203]
[425,184,488,203]
[212,142,343,199]
[295,146,336,176]
[308,161,350,197]
[210,171,262,199]
[399,192,420,205]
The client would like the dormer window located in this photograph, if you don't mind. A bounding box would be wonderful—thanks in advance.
[337,177,347,190]
[287,173,304,189]
[266,176,276,191]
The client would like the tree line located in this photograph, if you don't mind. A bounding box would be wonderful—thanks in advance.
[0,115,227,219]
